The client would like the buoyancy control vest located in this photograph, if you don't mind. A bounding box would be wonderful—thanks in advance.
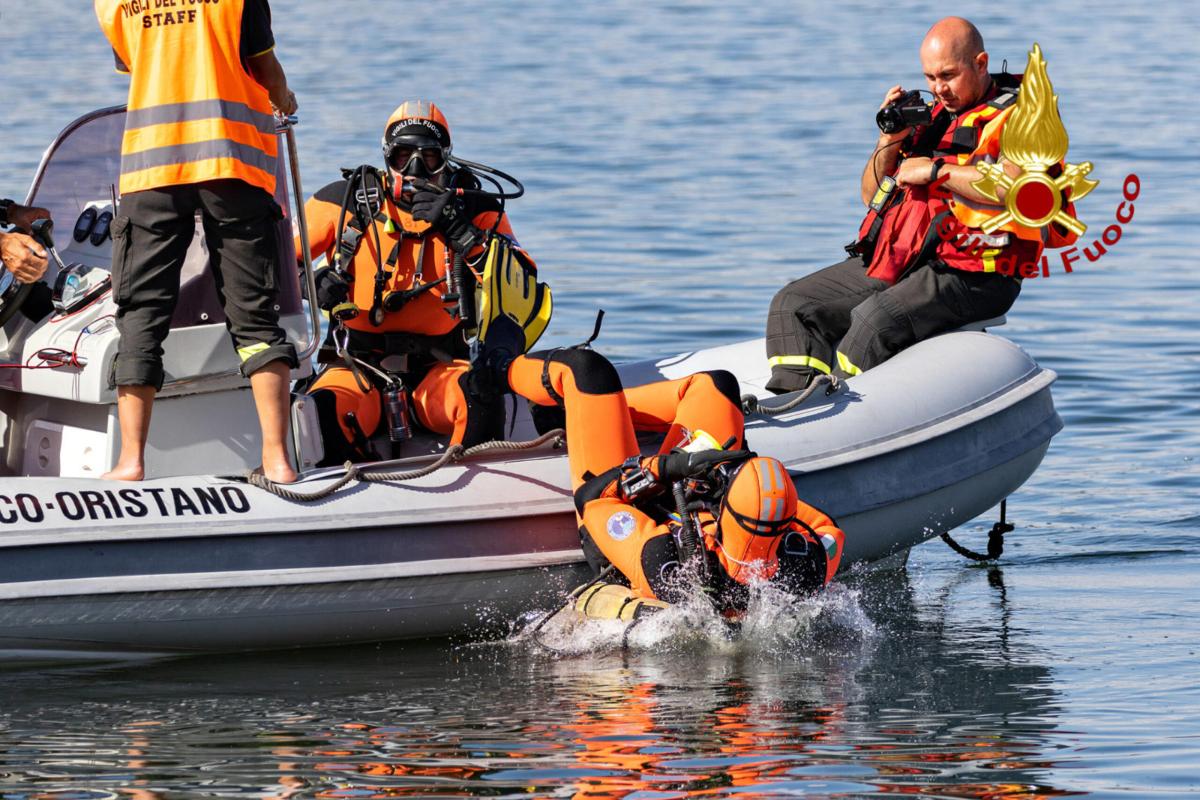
[298,167,532,343]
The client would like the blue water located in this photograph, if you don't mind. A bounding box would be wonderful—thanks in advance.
[2,0,1198,796]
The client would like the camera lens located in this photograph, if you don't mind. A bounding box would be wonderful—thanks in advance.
[876,106,903,134]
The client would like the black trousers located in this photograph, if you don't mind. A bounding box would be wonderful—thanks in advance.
[110,179,298,389]
[765,257,1021,394]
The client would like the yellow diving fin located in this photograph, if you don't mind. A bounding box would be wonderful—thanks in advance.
[474,236,552,352]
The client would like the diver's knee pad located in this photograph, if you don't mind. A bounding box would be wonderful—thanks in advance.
[547,348,623,395]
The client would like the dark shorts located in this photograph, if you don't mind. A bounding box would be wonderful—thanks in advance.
[109,179,298,389]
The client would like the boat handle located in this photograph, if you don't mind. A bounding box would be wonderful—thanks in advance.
[279,115,321,363]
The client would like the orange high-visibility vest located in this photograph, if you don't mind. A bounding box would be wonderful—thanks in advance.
[944,99,1079,249]
[95,0,278,196]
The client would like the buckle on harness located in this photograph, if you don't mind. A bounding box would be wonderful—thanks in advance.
[337,226,363,264]
[619,456,657,502]
[355,184,382,212]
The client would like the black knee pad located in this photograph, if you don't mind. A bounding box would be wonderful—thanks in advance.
[699,369,742,407]
[548,348,623,395]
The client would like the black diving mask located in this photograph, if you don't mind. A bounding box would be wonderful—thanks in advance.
[387,143,449,177]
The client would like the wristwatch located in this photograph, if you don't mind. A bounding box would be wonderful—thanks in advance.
[929,158,946,183]
[0,198,13,227]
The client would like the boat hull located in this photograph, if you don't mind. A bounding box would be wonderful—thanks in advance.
[0,332,1061,661]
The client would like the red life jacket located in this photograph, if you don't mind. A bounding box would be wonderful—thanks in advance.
[849,75,1072,285]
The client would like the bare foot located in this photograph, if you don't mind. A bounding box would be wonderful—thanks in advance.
[259,457,298,485]
[101,461,145,481]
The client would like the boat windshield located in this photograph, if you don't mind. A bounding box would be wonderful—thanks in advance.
[24,106,301,329]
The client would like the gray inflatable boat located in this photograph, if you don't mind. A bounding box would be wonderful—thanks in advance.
[0,108,1062,662]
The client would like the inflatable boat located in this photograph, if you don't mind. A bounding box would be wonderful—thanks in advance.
[0,108,1062,662]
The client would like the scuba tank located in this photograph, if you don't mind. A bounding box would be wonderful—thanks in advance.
[575,583,669,622]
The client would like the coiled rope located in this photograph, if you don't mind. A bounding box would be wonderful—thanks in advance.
[244,428,565,502]
[741,374,840,416]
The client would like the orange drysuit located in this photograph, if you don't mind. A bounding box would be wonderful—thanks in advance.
[507,349,844,603]
[296,168,535,462]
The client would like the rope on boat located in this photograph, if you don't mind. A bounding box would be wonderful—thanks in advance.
[941,499,1013,561]
[741,374,840,417]
[244,428,566,502]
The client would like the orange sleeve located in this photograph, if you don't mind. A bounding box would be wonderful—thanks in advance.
[296,195,340,266]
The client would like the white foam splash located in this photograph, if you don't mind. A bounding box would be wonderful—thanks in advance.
[508,580,875,658]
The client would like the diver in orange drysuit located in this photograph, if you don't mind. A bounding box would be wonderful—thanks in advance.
[296,100,535,464]
[504,348,845,607]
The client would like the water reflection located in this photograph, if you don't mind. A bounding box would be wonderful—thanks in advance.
[0,566,1080,797]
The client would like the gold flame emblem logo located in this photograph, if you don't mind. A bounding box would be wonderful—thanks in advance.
[972,43,1097,235]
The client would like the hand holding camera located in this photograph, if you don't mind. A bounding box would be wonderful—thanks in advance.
[875,86,933,137]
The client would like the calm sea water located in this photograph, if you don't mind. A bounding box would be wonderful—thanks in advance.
[2,0,1198,797]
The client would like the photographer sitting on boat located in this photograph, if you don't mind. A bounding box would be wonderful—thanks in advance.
[764,17,1079,394]
[504,348,845,611]
[296,100,547,464]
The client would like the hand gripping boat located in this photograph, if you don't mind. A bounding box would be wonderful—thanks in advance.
[0,108,1062,663]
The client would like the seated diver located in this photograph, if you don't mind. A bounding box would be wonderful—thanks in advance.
[296,100,542,463]
[500,346,846,607]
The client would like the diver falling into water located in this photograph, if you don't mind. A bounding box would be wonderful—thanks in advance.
[503,348,845,613]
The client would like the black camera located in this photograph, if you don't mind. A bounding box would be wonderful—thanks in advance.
[876,90,933,134]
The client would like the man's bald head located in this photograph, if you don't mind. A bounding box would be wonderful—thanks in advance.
[921,17,985,64]
[919,17,991,113]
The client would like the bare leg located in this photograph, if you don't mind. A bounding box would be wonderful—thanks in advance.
[250,360,298,484]
[103,385,156,481]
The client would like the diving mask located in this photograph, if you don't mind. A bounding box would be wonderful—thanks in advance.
[386,142,449,177]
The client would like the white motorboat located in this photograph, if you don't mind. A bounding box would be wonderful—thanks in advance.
[0,108,1061,662]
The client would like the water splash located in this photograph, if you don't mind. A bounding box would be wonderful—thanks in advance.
[506,580,875,657]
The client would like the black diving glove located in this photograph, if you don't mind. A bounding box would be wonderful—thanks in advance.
[411,188,483,253]
[313,266,350,310]
[655,448,754,483]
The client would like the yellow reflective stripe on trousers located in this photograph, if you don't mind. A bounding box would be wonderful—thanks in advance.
[238,342,271,363]
[836,351,862,376]
[980,247,1001,272]
[768,355,832,374]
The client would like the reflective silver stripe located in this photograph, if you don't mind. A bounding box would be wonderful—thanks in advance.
[121,138,277,177]
[125,99,275,135]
